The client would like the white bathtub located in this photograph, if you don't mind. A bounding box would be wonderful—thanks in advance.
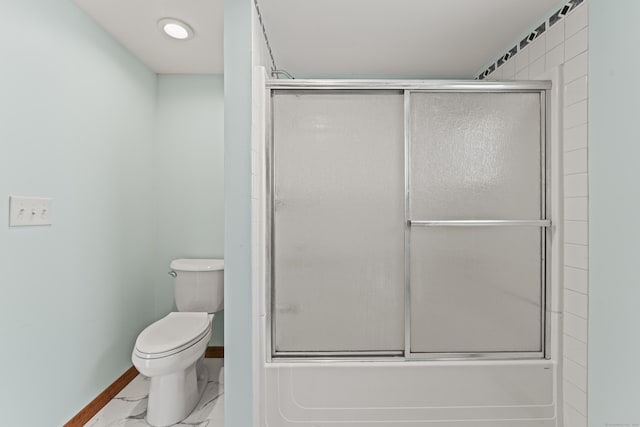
[262,360,558,426]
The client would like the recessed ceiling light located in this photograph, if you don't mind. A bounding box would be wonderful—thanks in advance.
[158,18,194,40]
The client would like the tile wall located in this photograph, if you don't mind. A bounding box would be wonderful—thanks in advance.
[482,2,589,426]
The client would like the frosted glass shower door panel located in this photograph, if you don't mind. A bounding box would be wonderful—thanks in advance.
[410,92,542,220]
[410,227,542,352]
[272,91,405,353]
[409,92,544,354]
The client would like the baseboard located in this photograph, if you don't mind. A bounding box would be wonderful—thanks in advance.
[64,366,139,427]
[206,345,224,358]
[64,346,223,426]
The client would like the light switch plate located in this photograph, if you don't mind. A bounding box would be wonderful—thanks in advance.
[9,196,52,227]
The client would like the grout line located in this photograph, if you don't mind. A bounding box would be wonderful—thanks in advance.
[564,309,588,323]
[563,375,588,394]
[565,287,589,297]
[563,355,588,371]
[563,146,589,154]
[563,73,589,86]
[563,351,588,369]
[564,172,589,178]
[564,96,590,108]
[563,399,588,417]
[563,264,588,272]
[564,330,588,344]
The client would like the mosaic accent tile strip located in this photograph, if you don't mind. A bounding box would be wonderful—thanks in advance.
[477,0,585,80]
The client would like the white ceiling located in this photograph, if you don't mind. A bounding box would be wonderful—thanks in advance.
[259,0,562,78]
[73,0,562,77]
[73,0,223,74]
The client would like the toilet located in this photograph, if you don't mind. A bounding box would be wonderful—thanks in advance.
[132,258,223,427]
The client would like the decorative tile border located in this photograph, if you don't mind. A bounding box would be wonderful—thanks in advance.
[477,0,584,80]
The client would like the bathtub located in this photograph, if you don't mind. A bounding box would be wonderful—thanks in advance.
[262,359,558,426]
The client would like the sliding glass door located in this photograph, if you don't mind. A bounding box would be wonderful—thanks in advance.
[271,91,405,354]
[268,84,549,359]
[408,92,546,357]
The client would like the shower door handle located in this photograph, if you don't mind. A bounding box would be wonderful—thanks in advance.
[408,220,551,227]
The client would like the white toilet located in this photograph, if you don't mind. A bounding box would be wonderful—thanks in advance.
[132,258,224,427]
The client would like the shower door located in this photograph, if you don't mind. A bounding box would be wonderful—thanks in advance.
[407,91,547,358]
[268,82,549,359]
[270,91,406,355]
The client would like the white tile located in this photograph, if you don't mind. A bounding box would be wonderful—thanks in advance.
[564,173,588,198]
[565,197,588,221]
[565,51,588,83]
[565,290,588,320]
[565,100,588,129]
[564,148,588,175]
[116,375,151,399]
[565,4,589,38]
[515,67,529,80]
[564,380,588,416]
[564,311,588,342]
[565,403,588,427]
[492,66,504,80]
[564,333,588,367]
[515,48,529,72]
[565,266,589,294]
[529,55,546,79]
[529,35,546,62]
[251,174,259,200]
[565,243,588,270]
[564,124,588,152]
[501,59,515,79]
[85,359,225,427]
[564,357,588,391]
[546,43,565,72]
[546,21,565,51]
[564,219,588,244]
[565,27,589,61]
[565,75,588,106]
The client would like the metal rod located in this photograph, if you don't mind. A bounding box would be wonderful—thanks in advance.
[407,351,545,361]
[266,79,552,91]
[403,90,412,358]
[409,220,551,227]
[274,351,404,357]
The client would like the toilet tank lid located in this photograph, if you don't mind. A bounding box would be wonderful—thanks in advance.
[170,259,224,272]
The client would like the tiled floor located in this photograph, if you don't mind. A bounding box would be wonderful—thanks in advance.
[85,358,224,427]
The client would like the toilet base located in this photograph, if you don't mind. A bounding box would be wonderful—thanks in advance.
[146,355,209,427]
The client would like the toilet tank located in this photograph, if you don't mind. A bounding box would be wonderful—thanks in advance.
[170,259,224,313]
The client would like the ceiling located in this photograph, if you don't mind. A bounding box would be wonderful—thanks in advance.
[259,0,562,78]
[73,0,562,77]
[73,0,224,74]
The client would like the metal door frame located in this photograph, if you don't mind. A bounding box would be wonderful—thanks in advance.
[265,79,552,362]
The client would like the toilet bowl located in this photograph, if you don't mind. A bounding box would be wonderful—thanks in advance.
[133,312,213,427]
[132,258,224,427]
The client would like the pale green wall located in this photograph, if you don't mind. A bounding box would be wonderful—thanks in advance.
[153,74,225,346]
[589,1,640,425]
[224,0,253,424]
[0,0,157,425]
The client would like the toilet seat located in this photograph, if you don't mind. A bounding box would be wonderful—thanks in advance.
[134,312,211,360]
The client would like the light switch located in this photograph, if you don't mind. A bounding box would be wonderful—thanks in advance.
[9,196,52,227]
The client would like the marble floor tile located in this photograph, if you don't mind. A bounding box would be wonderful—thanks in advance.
[85,359,224,427]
